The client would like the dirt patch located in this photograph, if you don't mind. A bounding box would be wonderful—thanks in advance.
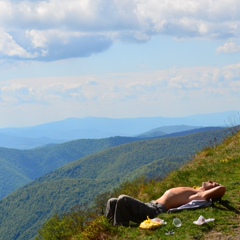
[204,226,240,240]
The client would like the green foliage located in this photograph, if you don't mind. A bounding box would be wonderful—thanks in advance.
[36,207,88,240]
[0,136,140,199]
[78,216,118,240]
[0,128,235,239]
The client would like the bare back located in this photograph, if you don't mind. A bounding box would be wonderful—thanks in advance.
[155,187,200,210]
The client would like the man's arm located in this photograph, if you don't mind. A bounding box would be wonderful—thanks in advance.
[190,186,226,201]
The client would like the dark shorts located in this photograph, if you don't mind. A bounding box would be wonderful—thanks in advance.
[147,201,167,215]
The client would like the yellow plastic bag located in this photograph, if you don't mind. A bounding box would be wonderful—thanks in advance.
[139,216,166,230]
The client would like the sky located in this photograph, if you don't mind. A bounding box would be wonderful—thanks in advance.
[0,0,239,128]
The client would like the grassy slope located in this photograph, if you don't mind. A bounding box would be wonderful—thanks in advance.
[76,131,240,240]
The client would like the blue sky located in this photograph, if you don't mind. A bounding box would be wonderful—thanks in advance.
[0,0,239,127]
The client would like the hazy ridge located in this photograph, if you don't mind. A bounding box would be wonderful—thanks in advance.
[0,111,236,149]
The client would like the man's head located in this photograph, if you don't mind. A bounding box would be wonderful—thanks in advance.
[202,181,220,190]
[201,181,226,201]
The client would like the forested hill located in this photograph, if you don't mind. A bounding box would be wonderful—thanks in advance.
[0,136,140,200]
[0,127,234,240]
[0,126,224,200]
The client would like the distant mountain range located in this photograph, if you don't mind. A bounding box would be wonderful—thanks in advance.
[0,126,234,240]
[0,111,238,149]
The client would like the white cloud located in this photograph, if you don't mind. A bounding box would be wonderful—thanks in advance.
[1,63,239,105]
[217,42,240,54]
[24,29,113,60]
[0,63,239,126]
[25,30,49,49]
[0,0,239,61]
[0,30,36,58]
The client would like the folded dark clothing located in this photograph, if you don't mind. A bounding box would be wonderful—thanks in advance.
[168,200,212,213]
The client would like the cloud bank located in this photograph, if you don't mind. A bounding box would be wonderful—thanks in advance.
[1,63,239,106]
[0,62,239,126]
[0,0,239,61]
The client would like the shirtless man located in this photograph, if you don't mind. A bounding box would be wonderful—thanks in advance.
[106,181,226,226]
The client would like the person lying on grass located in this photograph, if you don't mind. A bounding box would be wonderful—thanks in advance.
[106,181,226,226]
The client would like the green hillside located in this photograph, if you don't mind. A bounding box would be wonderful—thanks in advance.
[0,136,139,199]
[136,125,200,138]
[38,129,240,240]
[0,127,224,200]
[0,157,31,196]
[0,128,233,240]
